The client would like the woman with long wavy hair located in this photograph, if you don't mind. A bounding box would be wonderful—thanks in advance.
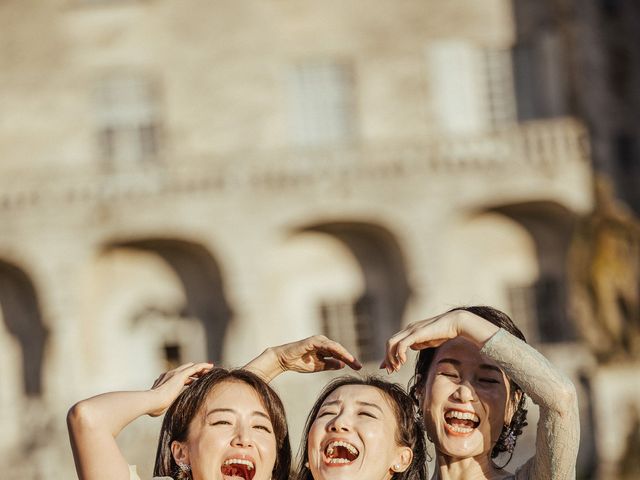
[382,306,580,480]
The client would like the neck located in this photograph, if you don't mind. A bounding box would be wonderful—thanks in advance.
[430,451,507,480]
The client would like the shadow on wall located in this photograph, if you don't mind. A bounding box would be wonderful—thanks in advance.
[106,238,232,363]
[0,260,48,396]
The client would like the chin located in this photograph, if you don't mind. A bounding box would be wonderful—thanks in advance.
[436,428,486,459]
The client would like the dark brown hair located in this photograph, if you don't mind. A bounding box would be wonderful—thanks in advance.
[295,376,428,480]
[408,305,528,461]
[153,368,291,480]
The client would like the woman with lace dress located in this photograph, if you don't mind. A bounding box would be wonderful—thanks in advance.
[382,306,580,480]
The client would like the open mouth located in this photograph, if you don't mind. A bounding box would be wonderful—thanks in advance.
[323,440,360,465]
[220,458,256,480]
[444,409,480,435]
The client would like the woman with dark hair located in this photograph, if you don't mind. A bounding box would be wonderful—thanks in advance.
[245,336,428,480]
[67,364,292,480]
[294,376,429,480]
[68,336,361,480]
[382,306,580,480]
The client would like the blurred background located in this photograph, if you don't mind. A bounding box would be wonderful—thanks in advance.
[1,0,640,478]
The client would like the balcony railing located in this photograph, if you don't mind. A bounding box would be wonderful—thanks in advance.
[0,117,590,210]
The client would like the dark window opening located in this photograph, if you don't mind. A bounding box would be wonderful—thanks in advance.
[534,275,573,342]
[319,294,379,363]
[614,134,640,215]
[163,343,182,370]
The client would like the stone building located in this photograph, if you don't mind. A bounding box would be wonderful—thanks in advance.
[512,1,640,478]
[0,1,595,478]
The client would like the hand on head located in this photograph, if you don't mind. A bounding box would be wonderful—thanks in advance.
[381,311,464,373]
[381,309,500,373]
[148,362,214,417]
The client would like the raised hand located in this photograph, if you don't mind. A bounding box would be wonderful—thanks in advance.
[381,309,498,373]
[245,335,361,382]
[148,362,214,416]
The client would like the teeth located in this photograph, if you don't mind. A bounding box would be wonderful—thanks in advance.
[223,459,254,470]
[445,410,479,423]
[325,440,359,456]
[448,424,474,433]
[327,458,353,464]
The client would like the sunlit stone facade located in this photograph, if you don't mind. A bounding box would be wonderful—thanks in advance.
[0,1,595,478]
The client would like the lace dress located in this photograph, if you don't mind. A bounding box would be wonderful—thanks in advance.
[480,329,580,480]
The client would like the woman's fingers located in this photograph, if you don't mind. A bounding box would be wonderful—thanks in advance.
[280,335,361,372]
[310,337,362,370]
[152,362,214,389]
[180,362,214,383]
[382,315,456,372]
[316,357,345,371]
[382,330,409,372]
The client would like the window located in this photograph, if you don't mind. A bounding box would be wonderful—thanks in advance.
[508,275,573,343]
[513,29,568,120]
[94,74,161,169]
[615,133,640,214]
[425,40,517,134]
[319,294,378,362]
[163,343,182,370]
[483,49,518,130]
[320,301,359,356]
[288,60,356,147]
[507,283,538,343]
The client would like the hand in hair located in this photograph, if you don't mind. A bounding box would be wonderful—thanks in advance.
[67,361,212,480]
[244,335,362,382]
[381,309,499,373]
[148,362,214,416]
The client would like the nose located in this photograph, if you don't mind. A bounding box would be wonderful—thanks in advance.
[231,423,254,447]
[452,381,477,403]
[327,412,352,432]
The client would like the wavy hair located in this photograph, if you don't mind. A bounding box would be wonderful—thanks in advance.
[408,305,528,463]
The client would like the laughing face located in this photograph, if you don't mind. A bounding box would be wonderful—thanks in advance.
[307,385,412,480]
[421,337,514,459]
[171,380,277,480]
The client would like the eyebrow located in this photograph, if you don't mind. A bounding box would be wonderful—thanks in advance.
[205,408,271,420]
[320,400,384,414]
[437,358,503,375]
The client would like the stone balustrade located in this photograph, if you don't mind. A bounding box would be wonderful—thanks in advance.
[0,117,589,211]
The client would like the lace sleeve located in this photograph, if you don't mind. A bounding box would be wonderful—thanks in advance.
[480,329,579,480]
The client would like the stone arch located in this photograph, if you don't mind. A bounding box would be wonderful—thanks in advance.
[296,221,412,362]
[0,260,47,396]
[486,200,580,342]
[105,238,232,363]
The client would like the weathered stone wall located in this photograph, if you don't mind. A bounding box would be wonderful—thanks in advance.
[0,1,594,478]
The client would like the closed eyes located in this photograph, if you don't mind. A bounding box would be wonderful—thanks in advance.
[208,420,272,432]
[479,378,500,384]
[253,424,272,433]
[210,420,232,426]
[317,410,338,418]
[358,410,378,419]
